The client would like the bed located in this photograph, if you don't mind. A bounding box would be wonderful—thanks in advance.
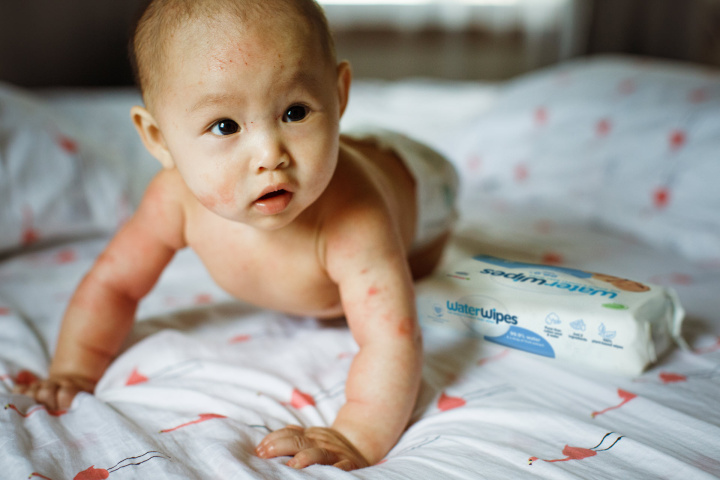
[1,55,719,479]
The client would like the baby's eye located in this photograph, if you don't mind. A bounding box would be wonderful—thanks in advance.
[283,104,309,123]
[210,119,240,136]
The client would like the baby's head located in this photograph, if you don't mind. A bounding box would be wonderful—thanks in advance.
[128,0,352,231]
[131,0,336,109]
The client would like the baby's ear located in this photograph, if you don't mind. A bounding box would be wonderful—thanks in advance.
[130,106,175,169]
[336,60,352,118]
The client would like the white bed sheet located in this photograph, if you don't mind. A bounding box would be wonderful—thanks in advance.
[2,57,720,479]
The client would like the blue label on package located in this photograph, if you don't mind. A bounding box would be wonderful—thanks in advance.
[484,326,556,358]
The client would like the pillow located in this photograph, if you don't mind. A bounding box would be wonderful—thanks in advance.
[0,83,129,254]
[451,55,720,261]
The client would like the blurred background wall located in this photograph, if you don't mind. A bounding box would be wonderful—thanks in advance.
[1,0,719,87]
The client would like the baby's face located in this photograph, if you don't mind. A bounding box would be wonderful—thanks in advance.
[151,17,346,230]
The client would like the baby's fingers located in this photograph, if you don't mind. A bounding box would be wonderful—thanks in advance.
[13,378,84,412]
[11,383,29,395]
[256,426,368,470]
[34,381,61,411]
[55,381,84,410]
[256,425,314,459]
[287,447,339,469]
[333,459,359,471]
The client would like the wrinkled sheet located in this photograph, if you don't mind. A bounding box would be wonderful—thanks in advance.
[2,58,720,479]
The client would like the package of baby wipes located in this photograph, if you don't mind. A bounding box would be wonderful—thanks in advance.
[416,255,686,375]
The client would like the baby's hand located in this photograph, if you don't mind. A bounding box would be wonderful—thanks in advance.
[12,374,95,411]
[255,425,370,471]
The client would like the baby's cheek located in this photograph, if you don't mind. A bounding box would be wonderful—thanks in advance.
[194,178,237,210]
[196,192,219,209]
[215,179,237,205]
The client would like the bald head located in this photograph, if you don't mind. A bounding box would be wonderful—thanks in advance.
[130,0,336,108]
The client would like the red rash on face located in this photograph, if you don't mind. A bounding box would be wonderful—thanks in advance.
[367,286,380,297]
[217,182,235,204]
[238,47,250,66]
[198,181,236,210]
[197,193,219,209]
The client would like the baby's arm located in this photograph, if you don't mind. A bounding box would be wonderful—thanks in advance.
[14,173,185,410]
[257,204,422,469]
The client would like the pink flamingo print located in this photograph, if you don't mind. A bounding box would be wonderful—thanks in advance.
[694,336,720,354]
[617,78,636,95]
[437,384,514,412]
[74,451,170,480]
[229,334,252,344]
[669,129,687,151]
[437,392,466,412]
[21,206,39,245]
[15,370,38,386]
[285,388,316,409]
[53,248,77,264]
[529,432,623,465]
[591,389,637,418]
[653,187,671,209]
[125,368,149,386]
[160,413,226,433]
[124,360,203,386]
[57,135,78,154]
[658,372,688,384]
[477,349,510,366]
[596,118,612,137]
[5,403,67,417]
[534,106,549,126]
[636,367,720,385]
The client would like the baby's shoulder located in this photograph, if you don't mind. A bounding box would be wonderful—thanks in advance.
[324,147,387,213]
[319,138,416,254]
[142,169,193,208]
[320,155,395,240]
[134,169,188,249]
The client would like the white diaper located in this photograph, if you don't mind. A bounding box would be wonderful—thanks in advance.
[416,255,687,376]
[343,128,459,252]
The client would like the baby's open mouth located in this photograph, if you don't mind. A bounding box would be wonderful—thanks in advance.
[254,188,293,215]
[257,189,288,201]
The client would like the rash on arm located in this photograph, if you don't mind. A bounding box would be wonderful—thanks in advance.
[47,172,186,399]
[322,201,423,465]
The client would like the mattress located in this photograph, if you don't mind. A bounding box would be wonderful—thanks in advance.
[1,56,719,479]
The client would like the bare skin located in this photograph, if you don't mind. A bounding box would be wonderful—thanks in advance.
[15,7,448,471]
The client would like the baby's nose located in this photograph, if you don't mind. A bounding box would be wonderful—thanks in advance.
[253,132,290,172]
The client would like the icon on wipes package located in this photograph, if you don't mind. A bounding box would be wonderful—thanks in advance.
[545,313,561,325]
[570,319,586,331]
[598,323,617,341]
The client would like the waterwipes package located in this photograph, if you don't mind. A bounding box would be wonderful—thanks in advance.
[416,255,686,375]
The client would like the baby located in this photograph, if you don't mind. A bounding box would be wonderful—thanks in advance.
[15,0,458,471]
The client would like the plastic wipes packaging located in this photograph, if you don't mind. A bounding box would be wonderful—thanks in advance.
[416,255,687,375]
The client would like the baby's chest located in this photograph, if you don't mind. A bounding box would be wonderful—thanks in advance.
[186,224,341,315]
